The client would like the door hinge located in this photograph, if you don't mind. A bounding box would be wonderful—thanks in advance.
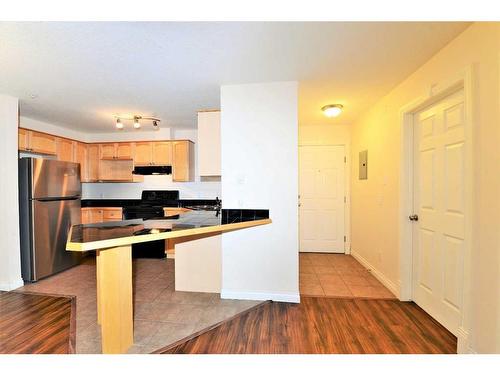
[344,196,346,203]
[344,156,346,163]
[344,236,346,242]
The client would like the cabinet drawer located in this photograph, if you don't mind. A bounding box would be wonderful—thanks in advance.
[103,209,123,220]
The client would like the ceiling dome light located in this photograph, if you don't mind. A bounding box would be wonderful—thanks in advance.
[133,118,141,129]
[115,118,123,129]
[322,104,343,118]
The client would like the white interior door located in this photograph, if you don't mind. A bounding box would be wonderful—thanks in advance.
[412,89,466,335]
[299,145,345,253]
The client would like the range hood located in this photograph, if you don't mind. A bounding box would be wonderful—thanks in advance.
[132,165,172,175]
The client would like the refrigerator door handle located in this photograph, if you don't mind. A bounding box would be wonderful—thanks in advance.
[35,196,81,202]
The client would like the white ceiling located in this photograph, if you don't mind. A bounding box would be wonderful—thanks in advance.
[0,22,470,132]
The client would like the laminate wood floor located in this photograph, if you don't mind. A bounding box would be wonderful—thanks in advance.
[159,297,457,354]
[0,291,75,354]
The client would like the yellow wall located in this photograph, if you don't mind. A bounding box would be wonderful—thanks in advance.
[299,124,350,146]
[350,22,500,353]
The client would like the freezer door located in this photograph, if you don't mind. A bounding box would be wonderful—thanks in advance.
[32,198,82,280]
[32,158,81,199]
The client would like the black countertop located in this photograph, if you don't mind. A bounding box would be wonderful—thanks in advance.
[68,209,270,248]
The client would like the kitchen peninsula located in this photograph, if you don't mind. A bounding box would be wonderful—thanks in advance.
[66,209,271,354]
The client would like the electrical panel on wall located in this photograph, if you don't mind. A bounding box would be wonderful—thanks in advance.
[359,150,368,180]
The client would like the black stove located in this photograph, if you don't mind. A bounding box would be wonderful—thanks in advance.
[123,190,180,258]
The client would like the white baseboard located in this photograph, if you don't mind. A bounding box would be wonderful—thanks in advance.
[456,326,475,354]
[350,250,400,298]
[0,278,24,291]
[221,289,300,303]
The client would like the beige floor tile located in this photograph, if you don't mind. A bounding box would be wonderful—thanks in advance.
[146,322,197,350]
[364,274,385,287]
[300,264,316,274]
[340,274,372,286]
[168,291,217,305]
[133,320,161,345]
[335,267,365,276]
[307,255,333,266]
[198,305,240,326]
[317,273,345,286]
[313,265,337,275]
[348,284,395,298]
[299,273,319,283]
[299,257,312,266]
[321,282,353,297]
[150,302,205,324]
[300,283,325,296]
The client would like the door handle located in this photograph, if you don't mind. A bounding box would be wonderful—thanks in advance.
[409,214,419,221]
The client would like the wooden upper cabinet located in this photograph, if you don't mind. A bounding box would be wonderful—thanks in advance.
[87,144,100,182]
[99,143,133,160]
[152,142,172,165]
[56,138,75,162]
[116,143,133,159]
[100,143,115,159]
[75,142,88,181]
[134,142,153,166]
[18,129,57,155]
[18,128,29,151]
[30,131,57,155]
[172,141,195,182]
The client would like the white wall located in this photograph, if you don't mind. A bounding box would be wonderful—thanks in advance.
[20,116,89,142]
[220,81,299,303]
[0,94,23,290]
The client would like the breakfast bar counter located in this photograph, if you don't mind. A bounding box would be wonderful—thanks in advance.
[66,209,271,354]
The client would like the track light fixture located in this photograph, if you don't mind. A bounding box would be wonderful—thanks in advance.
[113,115,161,130]
[115,118,123,129]
[133,117,141,129]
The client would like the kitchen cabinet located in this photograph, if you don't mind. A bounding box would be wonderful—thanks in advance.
[100,143,133,160]
[75,142,88,181]
[133,141,173,166]
[99,159,135,181]
[172,140,195,182]
[18,129,57,155]
[56,137,75,162]
[30,131,57,155]
[17,128,194,183]
[87,144,100,182]
[81,207,122,224]
[18,128,28,151]
[102,208,123,222]
[197,111,221,176]
[152,142,172,165]
[133,142,152,166]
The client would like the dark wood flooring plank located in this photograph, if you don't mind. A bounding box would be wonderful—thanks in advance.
[158,297,457,354]
[0,291,76,354]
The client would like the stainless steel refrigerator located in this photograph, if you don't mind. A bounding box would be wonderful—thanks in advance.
[19,158,82,282]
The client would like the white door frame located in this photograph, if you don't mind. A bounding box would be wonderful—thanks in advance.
[398,66,474,353]
[298,142,350,254]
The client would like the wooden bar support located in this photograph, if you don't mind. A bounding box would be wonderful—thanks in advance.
[96,245,133,354]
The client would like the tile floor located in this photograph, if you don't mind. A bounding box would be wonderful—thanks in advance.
[17,256,260,354]
[299,253,395,299]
